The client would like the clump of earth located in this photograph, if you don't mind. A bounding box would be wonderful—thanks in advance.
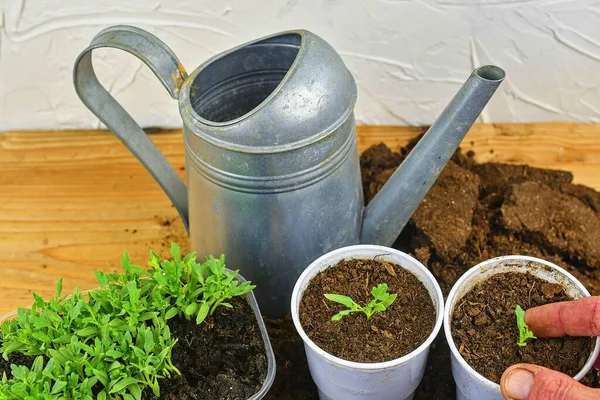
[264,133,600,399]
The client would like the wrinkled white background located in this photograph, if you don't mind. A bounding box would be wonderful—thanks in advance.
[1,0,600,130]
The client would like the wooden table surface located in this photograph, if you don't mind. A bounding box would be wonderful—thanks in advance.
[0,123,599,316]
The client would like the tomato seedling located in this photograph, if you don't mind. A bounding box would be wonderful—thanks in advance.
[324,283,397,321]
[515,304,537,347]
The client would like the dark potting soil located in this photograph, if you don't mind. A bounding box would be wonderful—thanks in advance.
[362,138,600,398]
[146,296,268,400]
[263,315,319,400]
[0,352,40,379]
[451,271,594,384]
[259,135,600,400]
[298,258,436,363]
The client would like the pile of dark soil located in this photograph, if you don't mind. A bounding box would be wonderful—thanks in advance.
[298,258,435,363]
[367,138,600,398]
[262,134,600,399]
[374,138,600,297]
[451,271,594,383]
[263,315,319,400]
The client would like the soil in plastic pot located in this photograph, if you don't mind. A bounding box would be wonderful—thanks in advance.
[298,258,436,363]
[146,296,268,399]
[450,271,594,383]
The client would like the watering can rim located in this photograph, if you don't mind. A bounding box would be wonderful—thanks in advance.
[180,29,310,128]
[178,28,358,154]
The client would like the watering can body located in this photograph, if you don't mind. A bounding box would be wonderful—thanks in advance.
[74,26,504,317]
[179,30,363,318]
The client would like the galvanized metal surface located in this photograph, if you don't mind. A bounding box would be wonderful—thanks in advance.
[73,25,190,231]
[73,25,504,317]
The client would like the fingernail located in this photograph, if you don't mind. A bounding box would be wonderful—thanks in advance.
[504,368,535,400]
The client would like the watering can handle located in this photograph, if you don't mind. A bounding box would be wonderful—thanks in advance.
[73,25,189,233]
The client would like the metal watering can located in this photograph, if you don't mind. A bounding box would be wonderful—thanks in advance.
[73,26,504,317]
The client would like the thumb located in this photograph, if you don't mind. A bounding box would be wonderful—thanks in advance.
[501,364,599,400]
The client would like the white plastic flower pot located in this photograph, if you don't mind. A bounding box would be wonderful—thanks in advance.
[291,245,444,400]
[444,255,600,400]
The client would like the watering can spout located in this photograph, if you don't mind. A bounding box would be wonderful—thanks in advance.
[360,65,505,246]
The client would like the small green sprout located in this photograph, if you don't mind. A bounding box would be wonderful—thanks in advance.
[324,283,397,321]
[515,305,537,347]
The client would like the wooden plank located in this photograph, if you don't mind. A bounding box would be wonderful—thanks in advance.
[0,123,598,315]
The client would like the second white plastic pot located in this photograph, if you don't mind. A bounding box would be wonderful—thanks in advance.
[444,255,600,400]
[291,245,444,400]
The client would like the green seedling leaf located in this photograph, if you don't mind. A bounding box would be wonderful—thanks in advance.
[185,303,199,316]
[95,271,110,287]
[76,327,97,337]
[196,303,210,325]
[148,250,161,269]
[55,278,63,299]
[143,331,155,353]
[129,383,143,400]
[325,282,397,321]
[165,307,179,320]
[121,251,131,270]
[109,377,143,393]
[324,294,358,308]
[105,350,123,359]
[332,310,351,321]
[372,303,386,313]
[51,380,67,395]
[171,243,181,262]
[516,305,537,347]
[380,293,398,309]
[32,332,51,343]
[92,368,109,387]
[138,311,157,321]
[371,283,389,300]
[208,258,220,276]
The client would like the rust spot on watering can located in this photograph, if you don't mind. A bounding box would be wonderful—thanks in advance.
[171,63,188,90]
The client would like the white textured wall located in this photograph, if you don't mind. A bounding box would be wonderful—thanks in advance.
[1,0,600,131]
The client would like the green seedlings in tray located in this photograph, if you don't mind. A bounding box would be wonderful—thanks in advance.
[147,244,255,325]
[515,305,537,347]
[325,283,398,321]
[0,243,254,400]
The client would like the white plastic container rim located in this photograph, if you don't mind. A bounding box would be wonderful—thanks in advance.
[291,244,445,371]
[443,255,600,392]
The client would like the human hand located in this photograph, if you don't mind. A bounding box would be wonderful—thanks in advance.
[500,296,600,400]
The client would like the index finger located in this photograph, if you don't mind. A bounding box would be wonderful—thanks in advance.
[524,296,600,337]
